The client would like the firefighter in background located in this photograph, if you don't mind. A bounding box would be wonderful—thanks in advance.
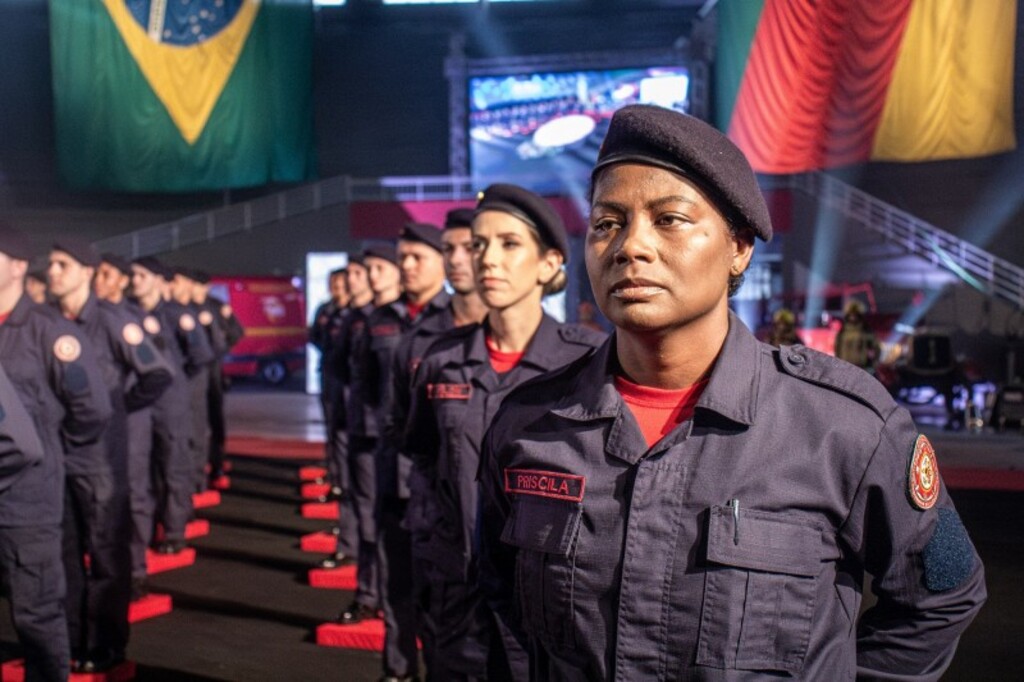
[766,308,802,346]
[834,300,878,372]
[191,269,244,486]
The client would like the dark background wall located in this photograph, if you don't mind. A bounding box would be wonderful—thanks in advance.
[1,0,1021,277]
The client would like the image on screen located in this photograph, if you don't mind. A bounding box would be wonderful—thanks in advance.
[468,66,689,190]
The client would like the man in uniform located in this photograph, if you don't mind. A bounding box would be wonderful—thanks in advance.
[0,225,112,681]
[309,267,350,504]
[169,267,215,492]
[389,208,487,672]
[191,269,243,486]
[479,105,986,679]
[131,257,213,556]
[48,237,174,672]
[365,224,450,682]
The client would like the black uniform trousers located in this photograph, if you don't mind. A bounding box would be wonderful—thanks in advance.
[62,471,131,661]
[126,408,153,580]
[206,360,227,478]
[188,368,211,492]
[346,435,379,608]
[150,407,194,547]
[377,496,419,677]
[0,523,70,682]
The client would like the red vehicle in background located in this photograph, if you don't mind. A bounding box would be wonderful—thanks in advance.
[210,276,306,385]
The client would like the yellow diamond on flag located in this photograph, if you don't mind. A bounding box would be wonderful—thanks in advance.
[101,0,261,145]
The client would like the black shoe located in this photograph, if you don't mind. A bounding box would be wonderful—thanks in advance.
[73,650,125,674]
[157,539,186,555]
[131,577,149,601]
[318,552,354,569]
[336,602,376,625]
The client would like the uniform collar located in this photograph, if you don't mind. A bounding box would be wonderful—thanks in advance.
[552,311,759,428]
[466,313,566,373]
[76,293,99,323]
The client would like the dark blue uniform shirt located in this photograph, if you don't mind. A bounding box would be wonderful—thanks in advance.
[407,315,605,582]
[0,361,45,492]
[479,313,986,681]
[0,295,112,525]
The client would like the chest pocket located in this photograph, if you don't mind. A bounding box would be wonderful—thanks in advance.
[696,506,822,675]
[501,495,581,650]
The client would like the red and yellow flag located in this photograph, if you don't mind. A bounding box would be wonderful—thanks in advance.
[719,0,1016,174]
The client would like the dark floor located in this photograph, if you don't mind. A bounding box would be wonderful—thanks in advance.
[0,457,384,682]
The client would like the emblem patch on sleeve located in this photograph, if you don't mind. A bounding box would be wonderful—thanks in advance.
[199,310,214,326]
[122,323,144,346]
[426,383,471,400]
[908,434,940,510]
[143,316,161,335]
[53,335,82,363]
[504,468,585,502]
[179,314,196,332]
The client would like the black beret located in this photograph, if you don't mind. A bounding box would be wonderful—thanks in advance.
[0,223,33,261]
[399,222,443,253]
[191,269,212,284]
[593,104,772,242]
[169,265,195,280]
[475,184,570,261]
[26,267,48,283]
[444,208,475,230]
[362,242,397,266]
[328,267,347,279]
[347,254,365,269]
[132,256,170,280]
[52,236,101,268]
[100,252,132,277]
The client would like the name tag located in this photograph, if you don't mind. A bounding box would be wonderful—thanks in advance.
[370,324,400,337]
[427,383,471,400]
[504,468,585,503]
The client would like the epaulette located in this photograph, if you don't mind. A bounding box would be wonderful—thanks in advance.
[557,324,607,348]
[775,344,896,419]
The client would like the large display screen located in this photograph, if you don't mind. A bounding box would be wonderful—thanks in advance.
[469,66,689,190]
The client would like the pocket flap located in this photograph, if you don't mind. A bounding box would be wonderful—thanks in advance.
[501,496,581,556]
[707,506,821,577]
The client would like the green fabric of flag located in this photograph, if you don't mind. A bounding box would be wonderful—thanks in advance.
[49,0,316,193]
[714,0,765,131]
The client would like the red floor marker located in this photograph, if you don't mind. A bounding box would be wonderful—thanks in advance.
[145,548,197,575]
[300,483,331,499]
[192,490,221,509]
[299,465,328,481]
[2,659,137,681]
[301,501,339,520]
[316,619,386,651]
[210,475,231,491]
[300,531,338,554]
[309,564,357,590]
[155,519,210,543]
[128,593,173,623]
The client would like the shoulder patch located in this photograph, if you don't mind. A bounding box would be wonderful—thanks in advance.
[53,335,82,363]
[198,310,214,326]
[777,344,895,419]
[908,434,940,511]
[179,314,196,332]
[122,322,144,346]
[143,316,161,335]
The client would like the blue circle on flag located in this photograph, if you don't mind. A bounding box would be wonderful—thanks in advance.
[125,0,244,46]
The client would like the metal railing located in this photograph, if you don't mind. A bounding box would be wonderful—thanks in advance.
[785,173,1024,310]
[96,169,1024,310]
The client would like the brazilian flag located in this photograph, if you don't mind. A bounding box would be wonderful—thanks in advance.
[49,0,316,192]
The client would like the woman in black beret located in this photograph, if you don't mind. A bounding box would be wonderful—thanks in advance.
[402,184,604,680]
[477,105,984,680]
